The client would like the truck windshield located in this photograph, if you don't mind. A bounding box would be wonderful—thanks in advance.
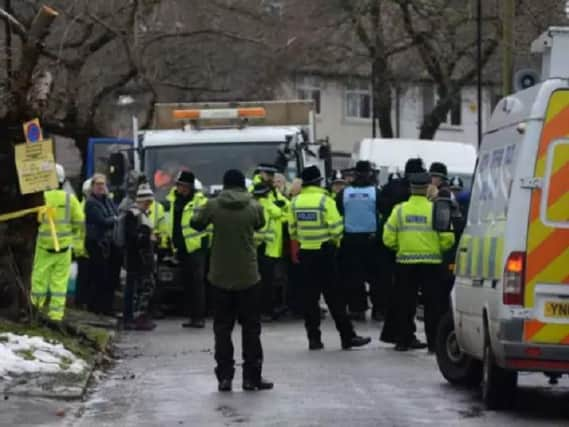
[145,142,283,199]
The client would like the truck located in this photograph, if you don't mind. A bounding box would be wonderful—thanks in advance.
[87,100,328,200]
[86,100,330,300]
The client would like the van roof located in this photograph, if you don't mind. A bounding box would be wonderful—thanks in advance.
[486,79,569,133]
[357,138,477,175]
[141,126,301,148]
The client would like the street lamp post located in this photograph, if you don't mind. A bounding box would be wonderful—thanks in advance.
[477,0,482,149]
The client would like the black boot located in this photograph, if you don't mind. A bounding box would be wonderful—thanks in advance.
[218,379,232,392]
[309,339,324,351]
[242,377,274,391]
[342,335,371,350]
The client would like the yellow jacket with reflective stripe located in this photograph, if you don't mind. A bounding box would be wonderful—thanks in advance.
[72,198,87,257]
[149,200,169,249]
[166,188,209,254]
[255,197,285,258]
[289,186,343,250]
[38,189,85,251]
[383,195,455,264]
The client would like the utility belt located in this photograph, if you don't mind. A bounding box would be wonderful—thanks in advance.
[45,246,70,254]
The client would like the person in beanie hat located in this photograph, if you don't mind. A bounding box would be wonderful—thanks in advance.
[191,169,273,392]
[336,160,384,322]
[289,166,371,351]
[123,184,157,330]
[329,170,347,195]
[381,172,455,352]
[166,170,209,329]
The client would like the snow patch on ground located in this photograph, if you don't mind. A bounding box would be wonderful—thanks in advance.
[0,333,88,379]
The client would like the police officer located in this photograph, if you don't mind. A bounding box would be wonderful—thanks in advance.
[252,183,285,320]
[31,164,84,321]
[253,164,289,318]
[329,170,347,196]
[336,161,383,321]
[289,166,371,351]
[382,172,455,352]
[167,170,209,328]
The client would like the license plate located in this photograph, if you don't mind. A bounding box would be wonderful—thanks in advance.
[544,301,569,319]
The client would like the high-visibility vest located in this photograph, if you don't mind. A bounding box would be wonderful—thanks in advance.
[343,186,377,233]
[289,186,343,250]
[255,197,284,258]
[149,200,168,248]
[37,189,84,251]
[166,188,209,253]
[383,195,455,264]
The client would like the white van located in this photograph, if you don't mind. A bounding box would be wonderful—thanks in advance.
[353,138,477,188]
[436,27,569,410]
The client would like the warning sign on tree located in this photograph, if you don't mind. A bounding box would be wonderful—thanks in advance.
[14,139,58,194]
[23,118,44,143]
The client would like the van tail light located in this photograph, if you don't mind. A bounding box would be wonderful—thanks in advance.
[503,251,526,305]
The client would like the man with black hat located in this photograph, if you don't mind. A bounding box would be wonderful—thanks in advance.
[382,172,455,352]
[289,165,371,351]
[166,170,209,329]
[336,160,383,322]
[191,169,273,392]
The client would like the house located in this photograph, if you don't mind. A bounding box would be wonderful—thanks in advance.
[278,74,499,155]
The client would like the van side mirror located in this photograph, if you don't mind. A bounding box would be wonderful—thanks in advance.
[433,197,453,232]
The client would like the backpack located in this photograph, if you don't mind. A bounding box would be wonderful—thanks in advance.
[112,210,128,248]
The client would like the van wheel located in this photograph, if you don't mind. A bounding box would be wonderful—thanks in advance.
[482,340,517,410]
[436,312,483,386]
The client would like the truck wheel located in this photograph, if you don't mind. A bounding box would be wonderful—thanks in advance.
[482,340,517,410]
[436,312,483,386]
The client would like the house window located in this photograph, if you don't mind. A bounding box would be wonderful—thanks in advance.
[422,85,462,127]
[297,76,321,114]
[345,80,371,119]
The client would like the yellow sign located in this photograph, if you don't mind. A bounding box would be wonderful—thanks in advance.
[14,139,58,195]
[22,118,44,143]
[544,301,569,319]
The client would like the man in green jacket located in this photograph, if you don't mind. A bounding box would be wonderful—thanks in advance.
[191,169,274,393]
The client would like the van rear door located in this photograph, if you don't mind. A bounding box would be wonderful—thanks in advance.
[524,90,569,345]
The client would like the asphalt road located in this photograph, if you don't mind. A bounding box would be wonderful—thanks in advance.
[3,318,569,427]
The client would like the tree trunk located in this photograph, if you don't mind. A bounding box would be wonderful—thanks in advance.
[373,57,394,138]
[0,6,59,321]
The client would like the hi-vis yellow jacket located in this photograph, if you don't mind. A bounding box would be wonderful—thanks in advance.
[166,188,209,254]
[148,200,169,249]
[383,195,455,264]
[289,186,343,250]
[255,197,285,258]
[38,190,84,251]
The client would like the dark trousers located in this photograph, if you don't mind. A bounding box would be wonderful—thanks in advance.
[86,241,121,315]
[340,234,383,315]
[180,250,206,321]
[389,263,443,349]
[212,284,263,381]
[124,271,155,322]
[299,246,355,343]
[258,247,277,316]
[75,257,90,308]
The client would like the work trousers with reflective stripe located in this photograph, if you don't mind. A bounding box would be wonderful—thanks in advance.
[31,247,72,321]
[299,245,355,343]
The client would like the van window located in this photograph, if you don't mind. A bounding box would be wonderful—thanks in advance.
[468,140,518,225]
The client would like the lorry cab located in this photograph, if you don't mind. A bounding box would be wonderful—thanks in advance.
[437,27,569,410]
